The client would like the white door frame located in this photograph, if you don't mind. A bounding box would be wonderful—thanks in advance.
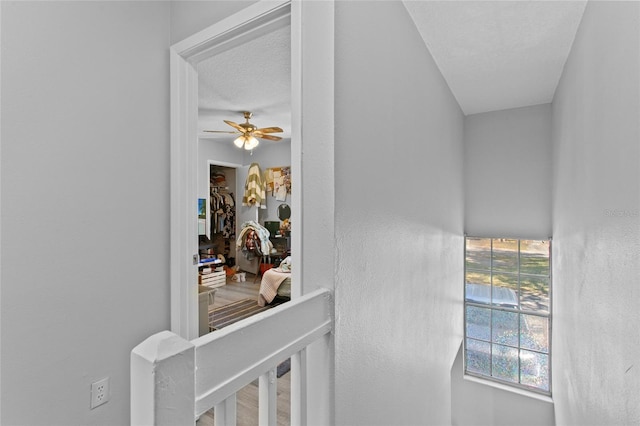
[170,2,335,423]
[170,0,292,340]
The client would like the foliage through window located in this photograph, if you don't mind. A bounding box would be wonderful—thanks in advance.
[464,237,551,394]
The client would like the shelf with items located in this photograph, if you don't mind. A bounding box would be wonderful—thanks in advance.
[269,235,291,254]
[198,257,223,268]
[198,244,226,288]
[199,270,226,288]
[199,262,226,288]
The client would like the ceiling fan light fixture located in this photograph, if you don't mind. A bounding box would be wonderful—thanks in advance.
[233,135,246,148]
[244,135,259,150]
[205,111,281,149]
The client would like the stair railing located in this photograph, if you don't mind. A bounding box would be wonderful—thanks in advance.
[131,288,332,425]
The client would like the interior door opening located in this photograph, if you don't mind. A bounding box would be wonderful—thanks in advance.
[170,2,334,423]
[194,13,293,338]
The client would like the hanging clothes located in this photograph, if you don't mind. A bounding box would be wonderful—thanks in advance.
[210,188,236,240]
[242,162,267,209]
[220,192,236,239]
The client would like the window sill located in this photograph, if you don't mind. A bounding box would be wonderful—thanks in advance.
[463,374,554,404]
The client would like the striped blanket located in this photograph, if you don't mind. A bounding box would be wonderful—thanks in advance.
[258,269,291,307]
[242,162,267,209]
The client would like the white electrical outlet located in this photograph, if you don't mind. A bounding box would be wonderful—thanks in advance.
[90,377,110,409]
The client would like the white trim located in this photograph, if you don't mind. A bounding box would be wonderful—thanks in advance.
[193,288,332,415]
[171,1,290,66]
[290,3,335,424]
[463,374,554,404]
[0,1,3,421]
[206,159,242,170]
[170,48,199,339]
[258,368,277,425]
[170,0,292,340]
[131,288,332,424]
[290,0,302,298]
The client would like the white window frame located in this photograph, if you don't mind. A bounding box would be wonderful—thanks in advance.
[463,236,553,396]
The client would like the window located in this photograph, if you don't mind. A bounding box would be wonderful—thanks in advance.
[464,237,551,394]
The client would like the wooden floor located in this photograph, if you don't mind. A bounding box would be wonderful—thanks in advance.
[195,372,291,426]
[197,273,291,426]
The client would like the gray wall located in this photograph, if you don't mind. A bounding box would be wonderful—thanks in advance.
[455,104,555,425]
[1,2,170,424]
[551,2,640,425]
[169,0,259,44]
[334,2,464,424]
[464,104,553,239]
[1,1,256,424]
[198,138,244,200]
[451,346,555,426]
[4,2,637,425]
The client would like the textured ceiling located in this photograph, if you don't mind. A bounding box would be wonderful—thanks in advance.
[197,23,291,140]
[197,1,588,137]
[403,0,587,115]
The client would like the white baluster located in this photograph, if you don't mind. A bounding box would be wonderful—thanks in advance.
[259,367,278,425]
[214,394,237,426]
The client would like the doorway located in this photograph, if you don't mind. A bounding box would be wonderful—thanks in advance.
[170,1,293,340]
[203,163,238,266]
[170,1,334,422]
[193,3,293,337]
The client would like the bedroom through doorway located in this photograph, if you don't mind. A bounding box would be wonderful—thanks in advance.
[197,146,293,337]
[195,14,293,337]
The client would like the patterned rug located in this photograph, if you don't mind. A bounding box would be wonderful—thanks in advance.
[209,298,272,331]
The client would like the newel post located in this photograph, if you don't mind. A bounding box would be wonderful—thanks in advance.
[131,331,196,425]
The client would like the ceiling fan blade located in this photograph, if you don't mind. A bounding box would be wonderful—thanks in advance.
[203,130,239,134]
[223,120,245,132]
[254,126,283,134]
[255,134,282,141]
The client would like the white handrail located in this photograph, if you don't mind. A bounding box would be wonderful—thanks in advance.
[131,288,332,425]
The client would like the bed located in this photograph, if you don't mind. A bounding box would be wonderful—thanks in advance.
[258,256,292,306]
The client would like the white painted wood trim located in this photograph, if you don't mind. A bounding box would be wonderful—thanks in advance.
[192,288,332,416]
[132,288,332,424]
[290,2,335,425]
[213,395,236,426]
[131,331,196,425]
[0,1,3,421]
[290,0,302,298]
[259,368,277,425]
[170,48,199,339]
[291,348,308,425]
[207,159,242,170]
[171,1,290,64]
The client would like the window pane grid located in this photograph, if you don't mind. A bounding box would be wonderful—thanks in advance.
[466,337,549,356]
[464,237,551,395]
[465,301,550,318]
[519,272,550,278]
[467,269,550,279]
